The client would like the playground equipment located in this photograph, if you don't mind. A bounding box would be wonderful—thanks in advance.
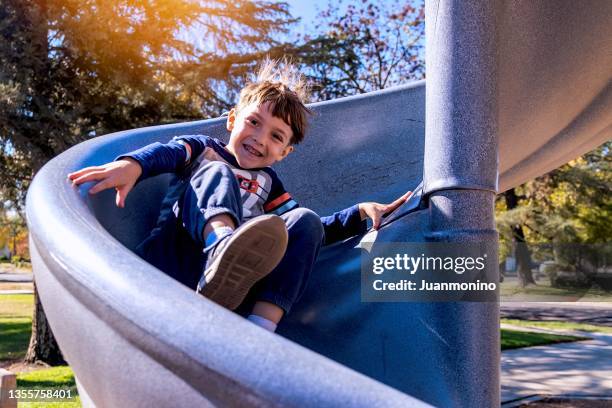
[27,1,611,406]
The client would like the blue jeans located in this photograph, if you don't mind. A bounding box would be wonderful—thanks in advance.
[137,161,324,314]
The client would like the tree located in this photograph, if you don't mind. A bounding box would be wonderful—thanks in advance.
[0,207,27,259]
[296,0,425,101]
[1,0,297,208]
[496,141,611,285]
[0,0,296,365]
[501,188,536,286]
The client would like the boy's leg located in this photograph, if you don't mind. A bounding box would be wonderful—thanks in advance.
[246,208,325,328]
[138,161,243,290]
[179,161,243,245]
[135,210,204,289]
[204,214,236,239]
[180,161,288,309]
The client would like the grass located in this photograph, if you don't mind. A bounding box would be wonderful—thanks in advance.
[501,329,588,350]
[16,367,80,407]
[0,294,34,318]
[501,318,612,334]
[0,294,79,407]
[500,277,611,302]
[0,294,34,361]
[0,317,32,361]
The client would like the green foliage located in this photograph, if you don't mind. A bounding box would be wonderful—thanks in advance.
[497,142,611,255]
[496,142,611,285]
[0,0,297,211]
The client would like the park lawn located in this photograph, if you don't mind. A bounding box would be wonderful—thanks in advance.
[500,280,611,302]
[1,294,79,407]
[0,294,34,361]
[0,294,34,318]
[500,328,588,350]
[0,317,31,361]
[17,367,80,408]
[501,318,612,334]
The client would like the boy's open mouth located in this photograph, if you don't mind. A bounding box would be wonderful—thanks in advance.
[243,144,263,157]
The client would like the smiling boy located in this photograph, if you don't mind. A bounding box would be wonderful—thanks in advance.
[68,61,409,332]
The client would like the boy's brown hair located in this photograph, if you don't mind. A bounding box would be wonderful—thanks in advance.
[236,59,313,145]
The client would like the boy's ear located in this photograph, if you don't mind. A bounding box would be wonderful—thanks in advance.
[280,145,294,159]
[226,108,236,131]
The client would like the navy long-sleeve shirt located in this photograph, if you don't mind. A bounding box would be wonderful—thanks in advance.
[119,135,366,245]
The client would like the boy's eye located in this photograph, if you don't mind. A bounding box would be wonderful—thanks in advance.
[273,133,283,142]
[249,118,258,126]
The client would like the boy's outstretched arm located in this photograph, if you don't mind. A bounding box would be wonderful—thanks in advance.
[321,190,412,245]
[67,158,142,208]
[67,135,213,208]
[358,190,413,230]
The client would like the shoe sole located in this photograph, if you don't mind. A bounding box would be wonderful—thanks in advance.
[200,215,288,310]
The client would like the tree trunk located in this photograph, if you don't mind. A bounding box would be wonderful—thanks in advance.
[504,188,536,287]
[513,227,536,287]
[24,282,66,365]
[11,227,17,258]
[23,0,66,367]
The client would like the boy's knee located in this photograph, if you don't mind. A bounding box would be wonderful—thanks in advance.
[284,208,324,241]
[190,161,239,192]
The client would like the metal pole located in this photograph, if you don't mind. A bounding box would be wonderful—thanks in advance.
[423,0,500,406]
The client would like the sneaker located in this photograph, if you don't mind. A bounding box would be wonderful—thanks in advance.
[197,214,288,310]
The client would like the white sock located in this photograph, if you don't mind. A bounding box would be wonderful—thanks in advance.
[204,226,234,248]
[247,314,277,332]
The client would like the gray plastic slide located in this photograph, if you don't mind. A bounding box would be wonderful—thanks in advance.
[26,1,611,407]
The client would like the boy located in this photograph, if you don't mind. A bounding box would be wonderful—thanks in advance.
[68,61,410,332]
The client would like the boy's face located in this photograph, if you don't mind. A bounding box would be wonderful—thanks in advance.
[225,102,294,169]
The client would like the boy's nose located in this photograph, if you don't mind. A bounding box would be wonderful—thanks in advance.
[251,132,264,146]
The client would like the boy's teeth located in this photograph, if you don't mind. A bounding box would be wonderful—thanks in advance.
[244,145,261,156]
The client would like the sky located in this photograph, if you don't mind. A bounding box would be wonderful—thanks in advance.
[281,0,332,37]
[281,0,402,37]
[283,0,327,25]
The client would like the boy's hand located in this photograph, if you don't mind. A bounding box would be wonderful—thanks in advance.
[358,190,413,230]
[67,158,142,208]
